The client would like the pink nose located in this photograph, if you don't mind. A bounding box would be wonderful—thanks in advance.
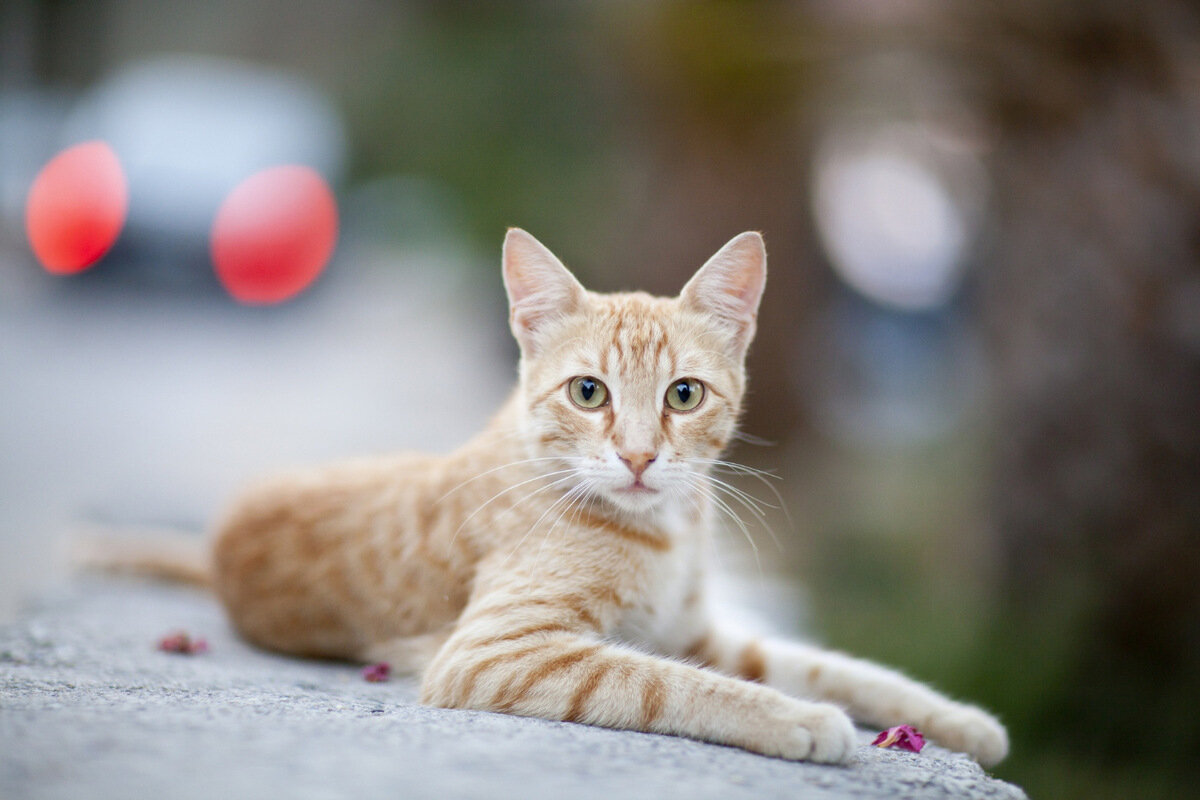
[618,451,657,478]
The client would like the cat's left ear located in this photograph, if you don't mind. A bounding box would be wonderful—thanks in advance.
[503,228,587,354]
[679,231,767,355]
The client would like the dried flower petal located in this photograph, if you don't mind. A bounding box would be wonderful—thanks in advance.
[362,662,391,682]
[157,631,208,655]
[872,725,926,753]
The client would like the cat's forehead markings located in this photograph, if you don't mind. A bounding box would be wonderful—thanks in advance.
[596,300,672,370]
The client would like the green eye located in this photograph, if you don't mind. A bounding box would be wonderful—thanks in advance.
[665,378,705,412]
[568,376,609,409]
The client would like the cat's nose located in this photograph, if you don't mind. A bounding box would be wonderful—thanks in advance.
[618,451,657,478]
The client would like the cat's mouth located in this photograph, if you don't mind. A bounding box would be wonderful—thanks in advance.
[614,480,658,496]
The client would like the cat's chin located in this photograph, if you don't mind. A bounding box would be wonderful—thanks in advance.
[601,486,667,515]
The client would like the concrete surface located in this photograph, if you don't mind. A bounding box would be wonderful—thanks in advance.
[0,578,1028,800]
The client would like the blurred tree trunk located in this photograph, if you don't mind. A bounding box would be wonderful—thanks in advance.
[593,3,833,445]
[959,0,1200,764]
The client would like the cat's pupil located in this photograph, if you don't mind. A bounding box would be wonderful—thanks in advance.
[675,382,690,404]
[580,380,595,401]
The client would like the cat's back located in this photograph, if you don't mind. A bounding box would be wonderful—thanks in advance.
[212,449,485,659]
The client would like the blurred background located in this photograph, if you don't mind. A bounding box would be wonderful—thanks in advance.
[2,1,1198,797]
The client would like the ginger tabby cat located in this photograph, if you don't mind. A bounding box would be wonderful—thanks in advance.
[132,229,1010,766]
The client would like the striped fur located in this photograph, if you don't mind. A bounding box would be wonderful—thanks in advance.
[211,229,1008,766]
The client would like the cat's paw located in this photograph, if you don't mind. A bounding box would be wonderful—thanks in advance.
[767,702,858,764]
[925,704,1009,767]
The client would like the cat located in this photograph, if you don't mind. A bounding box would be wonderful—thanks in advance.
[95,228,1009,766]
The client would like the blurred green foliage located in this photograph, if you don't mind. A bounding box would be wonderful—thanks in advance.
[786,435,1199,800]
[341,6,620,265]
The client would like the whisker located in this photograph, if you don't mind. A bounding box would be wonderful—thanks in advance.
[484,470,588,538]
[732,431,776,447]
[435,456,566,504]
[671,482,719,561]
[689,457,793,527]
[686,477,763,579]
[696,474,783,554]
[690,457,780,481]
[686,477,755,552]
[532,481,593,569]
[447,467,579,549]
[501,479,588,567]
[698,473,772,517]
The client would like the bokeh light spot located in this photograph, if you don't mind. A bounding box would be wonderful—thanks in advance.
[813,126,983,311]
[211,165,338,304]
[25,141,128,274]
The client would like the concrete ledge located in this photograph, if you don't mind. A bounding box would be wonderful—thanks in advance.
[0,580,1027,800]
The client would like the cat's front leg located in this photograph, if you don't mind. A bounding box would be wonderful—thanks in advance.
[419,597,859,764]
[688,628,1009,766]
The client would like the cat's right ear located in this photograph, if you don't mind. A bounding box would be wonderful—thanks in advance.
[679,231,767,356]
[502,228,587,354]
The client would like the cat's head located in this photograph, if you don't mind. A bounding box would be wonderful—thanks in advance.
[503,228,766,515]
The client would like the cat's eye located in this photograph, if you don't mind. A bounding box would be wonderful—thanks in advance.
[665,378,705,412]
[568,376,609,410]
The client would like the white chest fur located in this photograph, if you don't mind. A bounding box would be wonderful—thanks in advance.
[611,503,708,655]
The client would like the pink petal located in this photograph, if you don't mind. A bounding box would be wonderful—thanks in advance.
[872,725,926,753]
[157,631,208,655]
[362,662,391,682]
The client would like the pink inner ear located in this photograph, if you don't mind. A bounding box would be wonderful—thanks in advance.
[681,232,767,331]
[722,259,765,312]
[502,229,585,350]
[502,230,548,306]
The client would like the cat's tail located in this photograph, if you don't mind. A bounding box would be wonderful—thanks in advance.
[70,525,213,589]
